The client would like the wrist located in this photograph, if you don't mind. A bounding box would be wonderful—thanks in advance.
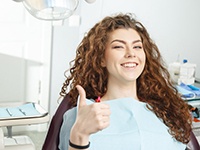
[69,140,90,149]
[70,125,89,146]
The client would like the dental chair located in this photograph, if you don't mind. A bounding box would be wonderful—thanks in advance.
[42,94,200,150]
[0,102,49,150]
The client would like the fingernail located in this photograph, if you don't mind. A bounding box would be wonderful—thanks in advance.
[95,96,101,103]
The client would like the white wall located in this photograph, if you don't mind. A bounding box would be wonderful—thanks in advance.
[49,0,200,115]
[49,9,81,116]
[0,54,25,101]
[0,1,52,107]
[79,0,200,76]
[0,1,52,133]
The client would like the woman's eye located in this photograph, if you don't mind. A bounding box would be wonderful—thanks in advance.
[113,46,124,49]
[133,46,142,49]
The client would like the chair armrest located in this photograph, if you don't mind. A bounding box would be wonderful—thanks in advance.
[0,127,5,149]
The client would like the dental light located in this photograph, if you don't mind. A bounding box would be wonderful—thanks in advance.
[12,0,96,21]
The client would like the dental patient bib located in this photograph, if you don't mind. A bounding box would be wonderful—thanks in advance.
[59,98,186,150]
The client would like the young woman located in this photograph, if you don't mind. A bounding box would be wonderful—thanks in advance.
[58,13,192,150]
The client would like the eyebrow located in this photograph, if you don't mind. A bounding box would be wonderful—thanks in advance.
[110,39,142,44]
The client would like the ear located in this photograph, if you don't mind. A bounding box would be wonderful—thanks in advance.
[101,58,106,67]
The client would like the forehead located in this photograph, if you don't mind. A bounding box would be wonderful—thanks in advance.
[107,28,141,42]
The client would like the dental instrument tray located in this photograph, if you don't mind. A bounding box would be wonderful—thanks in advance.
[0,102,48,120]
[176,82,200,101]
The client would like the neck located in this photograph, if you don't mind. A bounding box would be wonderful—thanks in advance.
[101,80,138,101]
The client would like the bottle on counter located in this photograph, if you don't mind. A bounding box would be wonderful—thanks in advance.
[178,59,196,85]
[168,61,181,84]
[168,55,182,84]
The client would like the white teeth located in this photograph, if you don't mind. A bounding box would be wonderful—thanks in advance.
[123,63,137,67]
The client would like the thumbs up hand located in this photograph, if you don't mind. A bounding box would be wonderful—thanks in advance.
[70,85,111,141]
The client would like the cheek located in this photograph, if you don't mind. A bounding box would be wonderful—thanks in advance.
[139,51,146,62]
[143,55,146,64]
[107,54,122,66]
[140,52,146,68]
[103,55,120,71]
[104,51,117,65]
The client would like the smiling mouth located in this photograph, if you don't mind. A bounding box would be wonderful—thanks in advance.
[121,62,137,68]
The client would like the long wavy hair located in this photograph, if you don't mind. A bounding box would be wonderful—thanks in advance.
[60,13,192,143]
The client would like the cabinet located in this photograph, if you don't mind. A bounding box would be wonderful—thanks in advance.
[0,1,52,111]
[0,1,52,134]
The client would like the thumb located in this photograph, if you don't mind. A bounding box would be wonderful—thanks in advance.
[76,85,87,108]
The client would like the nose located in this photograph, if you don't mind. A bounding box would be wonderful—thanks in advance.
[125,47,135,58]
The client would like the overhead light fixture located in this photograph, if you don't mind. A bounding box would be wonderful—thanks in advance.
[13,0,96,21]
[85,0,96,3]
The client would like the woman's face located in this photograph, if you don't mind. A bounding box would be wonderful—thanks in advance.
[103,28,146,84]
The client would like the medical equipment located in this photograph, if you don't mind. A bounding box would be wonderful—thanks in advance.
[168,59,197,85]
[0,102,49,150]
[12,0,96,21]
[178,59,197,85]
[168,62,181,84]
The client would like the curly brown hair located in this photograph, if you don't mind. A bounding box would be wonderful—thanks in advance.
[60,13,192,144]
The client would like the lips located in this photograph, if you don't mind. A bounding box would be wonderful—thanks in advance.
[121,62,138,68]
